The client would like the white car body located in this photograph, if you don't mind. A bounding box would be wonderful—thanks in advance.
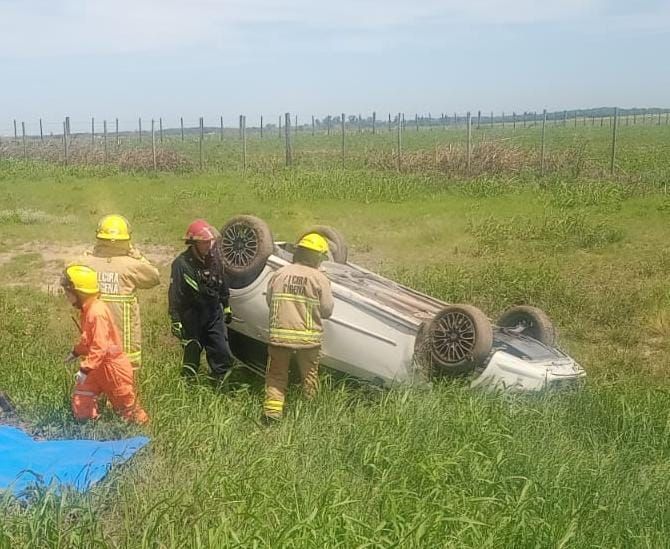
[227,244,586,391]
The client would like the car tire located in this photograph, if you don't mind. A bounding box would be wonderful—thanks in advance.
[497,305,556,346]
[421,304,493,376]
[299,225,348,263]
[218,215,274,289]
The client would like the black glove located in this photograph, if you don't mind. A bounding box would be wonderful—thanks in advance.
[223,306,233,325]
[171,320,184,339]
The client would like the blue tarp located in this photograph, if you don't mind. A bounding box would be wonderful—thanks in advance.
[0,425,149,495]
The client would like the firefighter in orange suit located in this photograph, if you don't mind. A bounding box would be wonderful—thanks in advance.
[77,214,160,369]
[62,265,149,424]
[264,233,334,421]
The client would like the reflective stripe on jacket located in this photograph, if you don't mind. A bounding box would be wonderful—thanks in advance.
[77,243,160,366]
[266,263,334,349]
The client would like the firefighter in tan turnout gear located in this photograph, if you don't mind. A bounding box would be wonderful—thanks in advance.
[77,215,160,369]
[264,233,334,421]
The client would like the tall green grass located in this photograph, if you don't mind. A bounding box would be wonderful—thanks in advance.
[1,164,669,547]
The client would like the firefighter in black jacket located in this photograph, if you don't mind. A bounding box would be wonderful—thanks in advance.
[168,219,234,378]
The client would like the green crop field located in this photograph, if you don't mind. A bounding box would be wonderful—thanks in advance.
[1,125,669,547]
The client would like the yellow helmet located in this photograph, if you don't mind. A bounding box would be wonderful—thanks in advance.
[62,265,99,294]
[297,233,329,255]
[96,214,131,241]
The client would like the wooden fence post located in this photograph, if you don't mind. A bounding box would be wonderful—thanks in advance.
[397,112,402,172]
[285,112,292,166]
[610,107,618,175]
[466,112,472,173]
[242,115,247,172]
[372,111,376,135]
[63,120,68,166]
[21,121,26,159]
[278,115,282,139]
[151,119,157,171]
[199,116,204,170]
[388,113,392,132]
[39,118,43,141]
[513,112,516,130]
[415,113,419,132]
[540,109,547,176]
[180,117,184,141]
[341,113,345,169]
[260,115,264,139]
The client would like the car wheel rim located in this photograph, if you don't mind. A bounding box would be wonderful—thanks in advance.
[432,311,476,364]
[221,223,258,268]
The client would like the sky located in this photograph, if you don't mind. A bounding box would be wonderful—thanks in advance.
[1,0,669,134]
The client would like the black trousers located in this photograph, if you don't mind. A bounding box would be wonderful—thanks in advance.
[180,305,234,376]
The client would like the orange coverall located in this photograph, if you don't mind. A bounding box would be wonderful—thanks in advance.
[71,298,148,424]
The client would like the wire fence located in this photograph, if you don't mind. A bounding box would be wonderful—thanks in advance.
[1,108,669,179]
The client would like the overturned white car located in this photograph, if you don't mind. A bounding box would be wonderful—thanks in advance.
[218,216,585,392]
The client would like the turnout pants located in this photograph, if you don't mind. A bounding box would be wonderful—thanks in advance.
[71,358,148,424]
[181,306,234,377]
[264,345,320,419]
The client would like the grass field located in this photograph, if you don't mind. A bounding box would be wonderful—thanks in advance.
[1,148,669,546]
[2,121,670,183]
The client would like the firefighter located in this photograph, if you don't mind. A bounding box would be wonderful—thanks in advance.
[264,233,334,421]
[62,265,149,424]
[168,219,234,378]
[77,214,160,369]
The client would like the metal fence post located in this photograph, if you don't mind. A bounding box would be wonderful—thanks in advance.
[39,118,43,141]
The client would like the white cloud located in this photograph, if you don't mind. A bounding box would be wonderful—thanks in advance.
[0,0,667,57]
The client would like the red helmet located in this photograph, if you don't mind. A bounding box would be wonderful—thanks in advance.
[184,219,217,243]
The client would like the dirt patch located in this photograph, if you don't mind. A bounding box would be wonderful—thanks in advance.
[0,242,178,293]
